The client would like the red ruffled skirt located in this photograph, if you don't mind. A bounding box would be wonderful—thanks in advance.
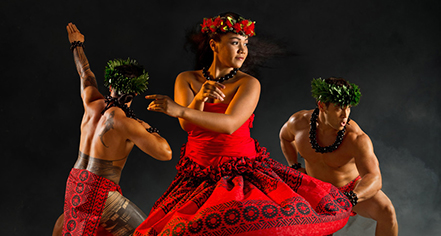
[135,142,351,236]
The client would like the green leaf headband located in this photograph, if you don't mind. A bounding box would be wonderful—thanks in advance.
[104,58,149,94]
[311,78,361,107]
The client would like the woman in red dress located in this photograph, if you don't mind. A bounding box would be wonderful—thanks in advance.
[135,12,352,236]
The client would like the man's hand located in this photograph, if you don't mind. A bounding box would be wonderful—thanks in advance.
[66,22,84,43]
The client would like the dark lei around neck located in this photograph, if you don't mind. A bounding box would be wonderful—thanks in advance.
[102,96,137,119]
[309,108,346,153]
[202,67,238,83]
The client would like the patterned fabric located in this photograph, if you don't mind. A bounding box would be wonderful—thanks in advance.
[134,103,352,236]
[337,176,361,217]
[62,168,121,236]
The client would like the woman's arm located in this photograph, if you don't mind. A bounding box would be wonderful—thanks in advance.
[174,71,226,131]
[148,75,260,134]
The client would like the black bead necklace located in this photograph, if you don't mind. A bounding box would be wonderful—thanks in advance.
[102,96,160,134]
[202,67,238,83]
[309,108,346,153]
[103,95,137,119]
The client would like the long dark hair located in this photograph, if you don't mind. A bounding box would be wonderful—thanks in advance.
[185,12,284,77]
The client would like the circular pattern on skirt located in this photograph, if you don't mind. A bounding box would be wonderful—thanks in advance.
[324,202,339,213]
[281,204,295,216]
[336,197,351,209]
[66,219,76,231]
[79,170,89,181]
[296,202,311,215]
[224,209,241,225]
[262,205,278,218]
[206,213,221,229]
[172,222,186,236]
[188,219,203,233]
[72,195,81,207]
[243,206,259,222]
[75,183,84,193]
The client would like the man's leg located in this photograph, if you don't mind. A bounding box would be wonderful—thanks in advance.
[52,214,64,236]
[100,191,147,236]
[353,190,398,236]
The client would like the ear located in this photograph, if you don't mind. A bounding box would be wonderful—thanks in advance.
[209,39,218,53]
[318,101,327,112]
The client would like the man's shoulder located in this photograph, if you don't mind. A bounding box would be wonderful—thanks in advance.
[290,109,314,123]
[346,120,372,146]
[287,109,314,130]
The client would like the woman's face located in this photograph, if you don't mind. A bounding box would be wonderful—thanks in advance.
[212,32,248,68]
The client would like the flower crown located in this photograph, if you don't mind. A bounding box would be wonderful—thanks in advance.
[201,15,256,37]
[311,78,361,107]
[104,58,149,94]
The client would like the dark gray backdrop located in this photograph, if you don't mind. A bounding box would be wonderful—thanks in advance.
[1,0,440,235]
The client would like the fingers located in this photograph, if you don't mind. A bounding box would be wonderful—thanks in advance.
[72,23,80,32]
[147,100,166,112]
[66,23,73,34]
[66,22,80,34]
[145,94,168,112]
[145,94,168,100]
[202,81,225,101]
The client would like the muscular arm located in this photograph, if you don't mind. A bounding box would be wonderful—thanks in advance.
[66,23,103,105]
[279,116,299,166]
[352,134,382,202]
[122,118,172,161]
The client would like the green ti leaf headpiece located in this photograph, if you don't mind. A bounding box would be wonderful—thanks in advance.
[311,78,361,107]
[104,58,149,94]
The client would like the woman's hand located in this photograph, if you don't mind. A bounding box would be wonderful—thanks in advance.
[146,94,184,118]
[194,80,226,102]
[66,22,84,43]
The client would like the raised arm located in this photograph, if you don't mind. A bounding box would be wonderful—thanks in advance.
[352,133,382,202]
[66,23,103,104]
[148,75,260,134]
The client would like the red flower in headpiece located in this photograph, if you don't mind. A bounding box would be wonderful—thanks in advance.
[201,15,256,37]
[213,16,222,27]
[232,23,242,34]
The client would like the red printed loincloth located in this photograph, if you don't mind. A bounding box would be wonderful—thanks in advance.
[135,142,352,236]
[62,168,121,236]
[338,176,361,216]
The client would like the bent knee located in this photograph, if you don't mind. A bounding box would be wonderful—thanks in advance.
[371,199,397,225]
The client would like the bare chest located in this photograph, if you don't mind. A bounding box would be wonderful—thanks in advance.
[295,129,354,168]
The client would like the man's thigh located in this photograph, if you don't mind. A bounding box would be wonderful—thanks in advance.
[353,190,393,220]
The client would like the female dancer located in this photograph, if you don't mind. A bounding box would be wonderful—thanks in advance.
[135,13,352,236]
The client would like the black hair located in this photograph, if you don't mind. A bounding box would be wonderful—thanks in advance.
[185,12,284,77]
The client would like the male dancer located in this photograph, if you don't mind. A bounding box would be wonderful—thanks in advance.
[279,77,398,235]
[53,23,172,236]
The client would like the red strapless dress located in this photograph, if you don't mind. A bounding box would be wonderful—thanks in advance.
[135,103,351,236]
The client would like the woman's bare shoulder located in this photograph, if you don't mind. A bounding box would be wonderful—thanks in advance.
[176,70,202,82]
